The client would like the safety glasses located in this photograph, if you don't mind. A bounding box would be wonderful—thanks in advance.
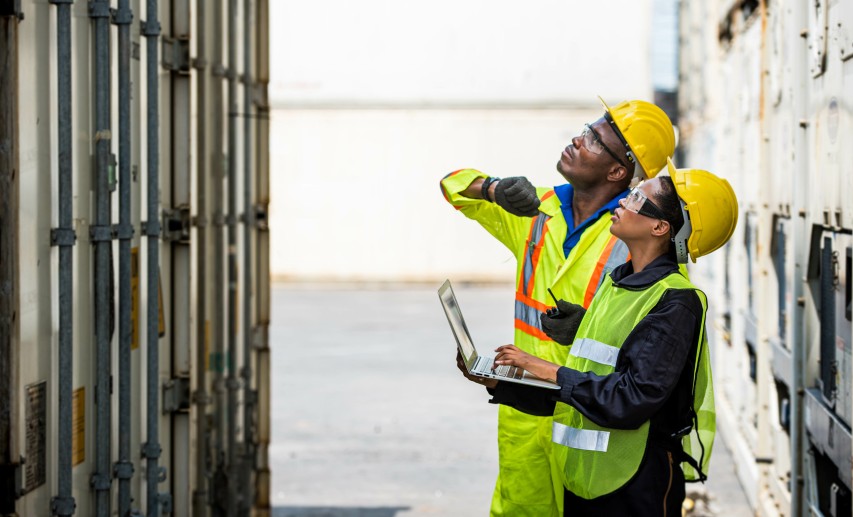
[581,124,628,168]
[622,186,668,221]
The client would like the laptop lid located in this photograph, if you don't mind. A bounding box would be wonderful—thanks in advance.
[438,280,561,390]
[438,279,479,370]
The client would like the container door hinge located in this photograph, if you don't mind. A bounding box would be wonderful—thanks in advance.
[254,204,269,230]
[113,461,134,480]
[141,442,162,460]
[161,35,190,73]
[50,228,77,247]
[50,496,77,516]
[159,492,173,514]
[89,472,111,491]
[252,326,268,349]
[162,206,191,243]
[162,376,191,413]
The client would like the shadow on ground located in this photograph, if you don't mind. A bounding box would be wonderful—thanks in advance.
[273,507,411,517]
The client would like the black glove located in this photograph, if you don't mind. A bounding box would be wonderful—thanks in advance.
[493,177,541,217]
[540,299,585,346]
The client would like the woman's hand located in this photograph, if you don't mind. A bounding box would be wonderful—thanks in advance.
[494,345,560,383]
[456,351,498,388]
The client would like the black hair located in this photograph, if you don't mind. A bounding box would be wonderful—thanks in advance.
[654,176,685,238]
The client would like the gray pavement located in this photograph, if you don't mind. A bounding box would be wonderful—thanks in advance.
[270,283,753,516]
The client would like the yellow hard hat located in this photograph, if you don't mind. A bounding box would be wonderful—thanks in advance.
[599,97,676,178]
[666,158,739,263]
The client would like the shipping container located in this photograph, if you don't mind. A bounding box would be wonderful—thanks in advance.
[0,0,271,515]
[678,0,852,515]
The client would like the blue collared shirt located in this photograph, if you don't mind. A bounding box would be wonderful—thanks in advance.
[553,184,629,258]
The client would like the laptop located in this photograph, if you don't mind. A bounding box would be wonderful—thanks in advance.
[438,280,560,390]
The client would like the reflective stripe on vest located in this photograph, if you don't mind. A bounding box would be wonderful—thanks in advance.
[514,213,552,337]
[569,338,620,368]
[583,237,629,307]
[515,299,543,332]
[552,421,610,452]
[520,213,551,296]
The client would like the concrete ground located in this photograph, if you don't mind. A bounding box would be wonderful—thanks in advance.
[270,283,754,516]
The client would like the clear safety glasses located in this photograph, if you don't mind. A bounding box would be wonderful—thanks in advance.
[622,186,668,221]
[580,124,628,168]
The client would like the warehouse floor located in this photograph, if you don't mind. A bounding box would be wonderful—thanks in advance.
[269,283,753,516]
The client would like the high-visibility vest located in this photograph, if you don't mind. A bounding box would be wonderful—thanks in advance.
[440,169,629,366]
[551,272,715,499]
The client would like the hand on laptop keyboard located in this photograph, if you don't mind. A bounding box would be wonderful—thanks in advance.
[492,364,522,379]
[456,351,498,388]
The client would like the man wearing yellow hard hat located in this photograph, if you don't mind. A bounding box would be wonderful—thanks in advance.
[440,98,676,516]
[458,160,738,516]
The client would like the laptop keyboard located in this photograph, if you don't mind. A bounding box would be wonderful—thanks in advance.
[473,356,523,379]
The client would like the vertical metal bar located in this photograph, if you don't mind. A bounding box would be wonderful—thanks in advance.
[113,0,135,515]
[241,0,255,512]
[754,0,773,480]
[90,0,114,514]
[193,0,211,514]
[49,1,77,515]
[211,0,227,512]
[226,0,239,513]
[0,9,20,516]
[253,0,270,513]
[820,237,836,400]
[169,0,192,514]
[142,0,163,515]
[790,0,809,512]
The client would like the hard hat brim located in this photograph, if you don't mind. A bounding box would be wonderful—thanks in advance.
[597,95,612,114]
[665,156,677,176]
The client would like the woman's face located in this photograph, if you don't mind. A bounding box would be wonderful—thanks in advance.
[610,177,665,241]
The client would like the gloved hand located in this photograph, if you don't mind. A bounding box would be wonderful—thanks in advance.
[493,177,541,217]
[540,299,586,346]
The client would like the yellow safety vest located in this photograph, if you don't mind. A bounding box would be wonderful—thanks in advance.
[551,272,715,500]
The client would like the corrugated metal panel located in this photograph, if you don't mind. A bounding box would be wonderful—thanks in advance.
[679,0,853,515]
[6,0,270,515]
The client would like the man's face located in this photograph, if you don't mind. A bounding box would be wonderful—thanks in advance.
[556,117,628,186]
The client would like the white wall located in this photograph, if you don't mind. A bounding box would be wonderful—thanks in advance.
[269,107,601,282]
[269,1,657,281]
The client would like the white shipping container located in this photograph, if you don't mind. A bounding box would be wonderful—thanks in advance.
[679,0,853,515]
[0,0,271,515]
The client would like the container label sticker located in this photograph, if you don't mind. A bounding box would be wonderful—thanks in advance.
[131,247,139,350]
[205,320,211,371]
[24,381,47,493]
[158,273,166,337]
[132,247,167,343]
[72,387,85,466]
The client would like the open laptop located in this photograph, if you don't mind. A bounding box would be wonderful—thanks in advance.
[438,280,560,390]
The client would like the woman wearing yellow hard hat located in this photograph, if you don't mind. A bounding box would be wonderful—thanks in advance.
[463,159,737,516]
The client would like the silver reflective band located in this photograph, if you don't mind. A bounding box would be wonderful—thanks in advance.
[514,300,543,331]
[569,338,620,367]
[521,214,550,295]
[552,421,610,452]
[593,239,629,294]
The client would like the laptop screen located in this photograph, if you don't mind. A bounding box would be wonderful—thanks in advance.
[438,280,477,362]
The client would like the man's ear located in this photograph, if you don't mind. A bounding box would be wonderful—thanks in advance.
[607,163,629,184]
[651,219,671,238]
